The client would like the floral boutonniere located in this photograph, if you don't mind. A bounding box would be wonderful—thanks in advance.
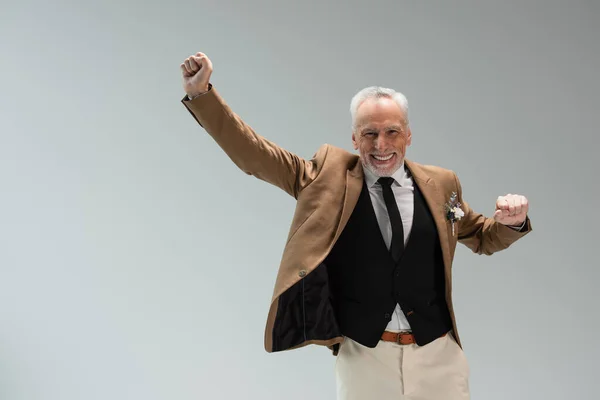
[444,191,464,236]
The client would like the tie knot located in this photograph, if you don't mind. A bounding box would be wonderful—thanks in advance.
[378,177,396,188]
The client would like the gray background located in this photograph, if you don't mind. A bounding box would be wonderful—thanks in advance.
[1,0,598,399]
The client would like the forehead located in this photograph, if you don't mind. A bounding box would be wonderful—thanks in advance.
[355,97,406,128]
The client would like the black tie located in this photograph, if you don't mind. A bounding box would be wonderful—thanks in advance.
[378,177,404,263]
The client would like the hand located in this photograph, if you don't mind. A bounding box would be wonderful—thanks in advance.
[181,52,213,98]
[493,194,529,227]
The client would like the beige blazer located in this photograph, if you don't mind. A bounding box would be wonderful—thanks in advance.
[181,85,532,354]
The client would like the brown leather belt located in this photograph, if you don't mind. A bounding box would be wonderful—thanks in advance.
[381,331,447,345]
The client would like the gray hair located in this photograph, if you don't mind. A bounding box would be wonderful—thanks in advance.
[349,86,409,131]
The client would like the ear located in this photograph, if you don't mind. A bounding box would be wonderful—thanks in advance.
[352,132,359,150]
[406,127,412,146]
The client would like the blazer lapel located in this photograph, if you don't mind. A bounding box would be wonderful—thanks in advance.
[405,160,452,276]
[333,160,364,243]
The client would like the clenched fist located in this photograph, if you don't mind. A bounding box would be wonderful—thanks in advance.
[181,52,213,98]
[493,194,529,227]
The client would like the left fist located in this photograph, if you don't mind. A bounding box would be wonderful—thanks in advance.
[494,194,529,227]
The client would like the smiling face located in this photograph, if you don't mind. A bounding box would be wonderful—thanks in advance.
[352,96,412,177]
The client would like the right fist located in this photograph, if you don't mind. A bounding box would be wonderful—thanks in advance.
[181,52,213,98]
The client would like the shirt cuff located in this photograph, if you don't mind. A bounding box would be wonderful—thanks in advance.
[507,219,527,231]
[186,84,213,100]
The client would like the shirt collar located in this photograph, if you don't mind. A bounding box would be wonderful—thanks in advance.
[363,161,409,188]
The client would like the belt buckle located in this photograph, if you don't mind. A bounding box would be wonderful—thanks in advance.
[395,331,412,345]
[396,332,405,345]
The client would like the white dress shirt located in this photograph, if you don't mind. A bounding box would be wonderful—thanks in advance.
[362,163,415,332]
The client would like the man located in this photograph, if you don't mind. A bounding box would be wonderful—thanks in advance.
[179,52,532,400]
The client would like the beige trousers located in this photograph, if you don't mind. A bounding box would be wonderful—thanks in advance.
[335,332,470,400]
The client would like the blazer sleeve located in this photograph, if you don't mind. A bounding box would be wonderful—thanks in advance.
[453,172,532,255]
[181,84,326,199]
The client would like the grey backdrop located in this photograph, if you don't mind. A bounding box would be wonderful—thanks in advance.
[1,0,598,399]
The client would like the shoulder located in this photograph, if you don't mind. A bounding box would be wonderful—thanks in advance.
[406,159,461,192]
[311,144,360,169]
[407,159,457,179]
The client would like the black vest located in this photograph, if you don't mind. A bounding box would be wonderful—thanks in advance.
[325,177,453,347]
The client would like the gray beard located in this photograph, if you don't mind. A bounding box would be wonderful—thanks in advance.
[361,156,402,177]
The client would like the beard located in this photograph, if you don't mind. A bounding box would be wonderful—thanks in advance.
[361,151,404,177]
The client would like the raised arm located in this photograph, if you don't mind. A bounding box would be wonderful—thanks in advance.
[179,52,326,199]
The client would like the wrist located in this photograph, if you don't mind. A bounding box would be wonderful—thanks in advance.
[507,218,526,230]
[187,92,203,100]
[187,85,210,100]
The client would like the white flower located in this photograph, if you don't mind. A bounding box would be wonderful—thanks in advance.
[453,207,464,219]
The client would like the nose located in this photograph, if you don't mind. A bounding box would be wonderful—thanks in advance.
[374,134,390,151]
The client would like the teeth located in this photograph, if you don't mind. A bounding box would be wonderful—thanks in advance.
[373,154,393,161]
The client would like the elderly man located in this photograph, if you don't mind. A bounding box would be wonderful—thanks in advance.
[179,52,532,400]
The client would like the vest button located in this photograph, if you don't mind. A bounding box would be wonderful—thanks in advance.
[384,313,390,319]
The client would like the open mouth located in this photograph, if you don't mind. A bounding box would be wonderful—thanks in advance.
[371,153,396,164]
